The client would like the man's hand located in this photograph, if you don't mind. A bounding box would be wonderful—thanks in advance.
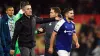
[10,50,15,55]
[48,47,53,54]
[19,9,24,14]
[76,42,80,48]
[38,28,43,32]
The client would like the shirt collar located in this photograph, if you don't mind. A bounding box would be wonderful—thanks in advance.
[64,18,71,23]
[7,14,15,20]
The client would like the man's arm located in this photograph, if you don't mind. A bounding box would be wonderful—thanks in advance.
[36,24,46,34]
[36,28,44,34]
[72,22,80,48]
[33,15,60,24]
[72,33,80,48]
[10,21,22,55]
[14,9,24,22]
[11,21,22,50]
[48,31,57,54]
[50,31,57,48]
[36,17,55,24]
[0,19,6,48]
[48,20,63,54]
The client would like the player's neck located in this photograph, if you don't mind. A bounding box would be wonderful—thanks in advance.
[66,17,71,23]
[56,16,60,20]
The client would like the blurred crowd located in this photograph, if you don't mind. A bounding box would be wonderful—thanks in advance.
[0,0,100,56]
[0,0,100,15]
[71,16,100,56]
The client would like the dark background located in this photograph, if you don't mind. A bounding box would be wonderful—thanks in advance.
[0,0,100,15]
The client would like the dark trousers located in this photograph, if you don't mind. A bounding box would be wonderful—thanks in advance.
[0,45,4,56]
[19,47,36,56]
[3,45,11,56]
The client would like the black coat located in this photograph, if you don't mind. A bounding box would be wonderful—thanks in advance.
[11,14,56,50]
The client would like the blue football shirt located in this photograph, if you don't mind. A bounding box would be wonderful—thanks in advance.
[54,18,76,52]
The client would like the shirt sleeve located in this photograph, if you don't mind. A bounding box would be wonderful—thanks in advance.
[14,9,23,22]
[73,23,76,33]
[39,24,46,33]
[11,20,22,50]
[35,16,55,24]
[0,19,6,47]
[54,19,65,33]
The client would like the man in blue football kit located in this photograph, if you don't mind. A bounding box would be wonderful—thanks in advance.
[48,8,80,56]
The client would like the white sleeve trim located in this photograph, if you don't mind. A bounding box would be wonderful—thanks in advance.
[54,19,65,32]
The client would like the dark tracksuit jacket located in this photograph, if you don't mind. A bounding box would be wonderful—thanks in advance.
[1,14,12,53]
[40,14,63,56]
[40,14,63,46]
[40,21,58,45]
[40,20,58,56]
[1,13,23,56]
[11,14,56,50]
[0,18,4,56]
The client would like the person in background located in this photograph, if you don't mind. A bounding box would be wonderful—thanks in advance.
[1,5,24,56]
[0,7,4,56]
[38,7,62,56]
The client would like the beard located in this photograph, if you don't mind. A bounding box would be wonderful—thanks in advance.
[68,17,74,20]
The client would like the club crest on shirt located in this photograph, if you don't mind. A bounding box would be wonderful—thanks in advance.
[49,22,52,26]
[6,22,8,24]
[65,26,67,28]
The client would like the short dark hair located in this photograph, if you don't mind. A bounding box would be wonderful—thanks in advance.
[63,8,73,14]
[51,7,61,14]
[20,1,30,9]
[6,6,13,11]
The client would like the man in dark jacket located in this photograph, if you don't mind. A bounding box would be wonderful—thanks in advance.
[1,6,23,56]
[10,3,59,56]
[0,15,4,56]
